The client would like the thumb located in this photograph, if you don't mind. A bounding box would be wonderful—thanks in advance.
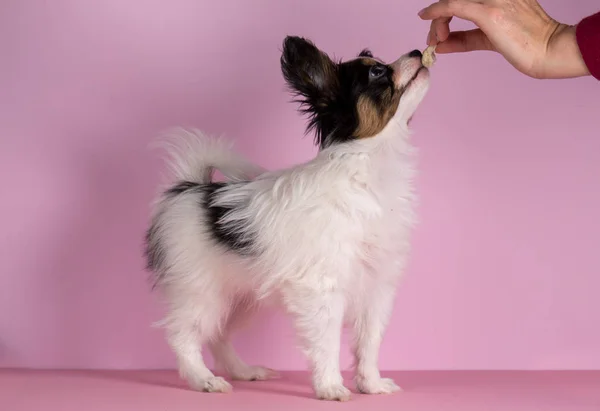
[435,29,495,53]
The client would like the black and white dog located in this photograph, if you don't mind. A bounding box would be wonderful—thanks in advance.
[145,36,430,401]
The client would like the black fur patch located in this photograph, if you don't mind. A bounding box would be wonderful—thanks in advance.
[164,180,202,197]
[144,220,162,272]
[144,180,256,283]
[202,182,257,254]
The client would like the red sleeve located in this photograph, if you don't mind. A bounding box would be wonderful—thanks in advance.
[576,12,600,80]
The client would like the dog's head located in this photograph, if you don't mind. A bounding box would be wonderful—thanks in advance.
[281,36,430,150]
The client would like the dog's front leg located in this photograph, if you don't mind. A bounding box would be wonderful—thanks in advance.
[286,288,350,401]
[352,284,401,395]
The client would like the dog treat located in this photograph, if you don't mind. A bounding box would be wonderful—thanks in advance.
[422,45,437,68]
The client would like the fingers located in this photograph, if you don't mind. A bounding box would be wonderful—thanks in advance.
[427,16,453,45]
[434,29,495,53]
[419,0,483,24]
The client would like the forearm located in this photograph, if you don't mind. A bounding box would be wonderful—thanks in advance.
[575,11,600,80]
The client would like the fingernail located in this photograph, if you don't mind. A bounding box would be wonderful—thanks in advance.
[418,8,425,17]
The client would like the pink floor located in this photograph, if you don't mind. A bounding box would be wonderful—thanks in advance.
[2,370,599,411]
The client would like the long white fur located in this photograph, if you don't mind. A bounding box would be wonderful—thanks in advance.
[148,53,429,400]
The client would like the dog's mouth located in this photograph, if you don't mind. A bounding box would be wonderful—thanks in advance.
[405,66,427,87]
[396,65,427,96]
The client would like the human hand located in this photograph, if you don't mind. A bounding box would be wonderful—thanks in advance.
[418,0,590,79]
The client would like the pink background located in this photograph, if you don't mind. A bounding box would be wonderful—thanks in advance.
[1,0,599,371]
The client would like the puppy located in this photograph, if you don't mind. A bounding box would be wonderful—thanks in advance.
[145,36,430,401]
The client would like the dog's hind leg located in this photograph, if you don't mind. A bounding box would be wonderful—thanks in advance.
[164,289,232,393]
[209,297,279,381]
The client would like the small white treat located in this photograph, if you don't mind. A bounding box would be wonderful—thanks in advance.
[422,45,437,68]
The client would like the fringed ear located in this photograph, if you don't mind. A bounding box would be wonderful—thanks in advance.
[280,36,338,107]
[358,49,373,58]
[280,36,339,147]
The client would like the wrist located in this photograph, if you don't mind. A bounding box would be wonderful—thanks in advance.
[543,24,590,79]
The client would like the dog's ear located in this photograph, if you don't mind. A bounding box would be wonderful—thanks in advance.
[280,36,338,105]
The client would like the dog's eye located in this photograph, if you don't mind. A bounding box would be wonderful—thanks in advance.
[369,65,387,79]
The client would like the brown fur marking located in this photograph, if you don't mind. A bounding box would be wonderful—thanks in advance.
[354,90,401,138]
[360,58,377,66]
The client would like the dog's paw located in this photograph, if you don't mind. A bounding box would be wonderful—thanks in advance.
[190,376,232,393]
[315,384,352,401]
[356,376,402,395]
[231,366,280,381]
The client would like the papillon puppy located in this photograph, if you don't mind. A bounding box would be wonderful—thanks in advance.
[145,35,430,401]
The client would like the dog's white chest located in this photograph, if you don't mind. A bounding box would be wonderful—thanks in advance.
[356,142,417,263]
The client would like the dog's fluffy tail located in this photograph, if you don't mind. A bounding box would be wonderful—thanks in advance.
[157,127,265,185]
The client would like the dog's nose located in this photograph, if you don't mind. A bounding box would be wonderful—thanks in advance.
[408,49,422,58]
